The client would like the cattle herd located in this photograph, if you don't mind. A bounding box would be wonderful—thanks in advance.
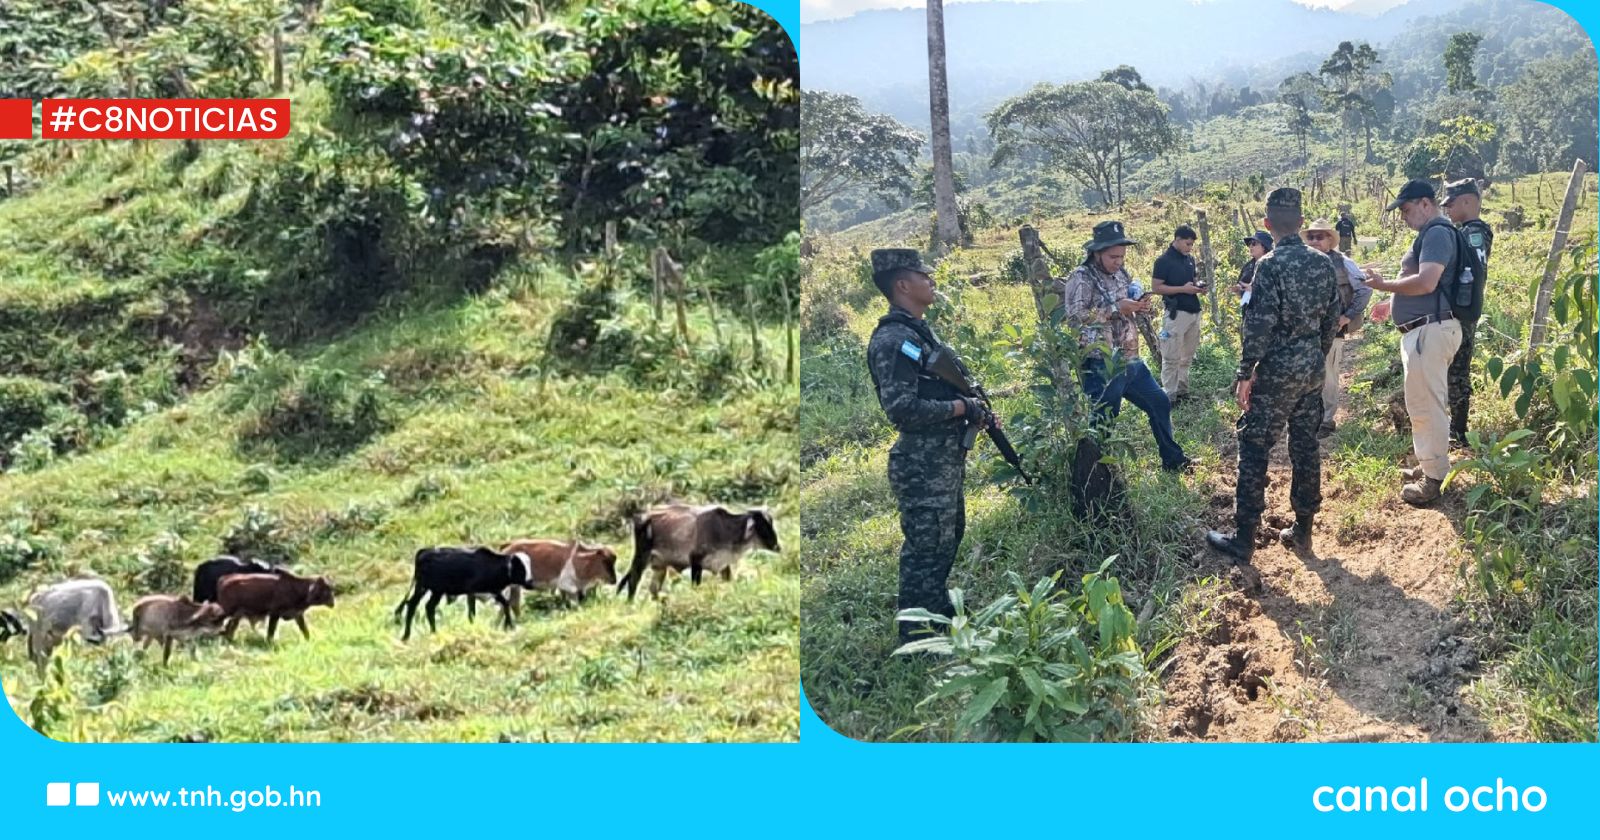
[0,503,780,669]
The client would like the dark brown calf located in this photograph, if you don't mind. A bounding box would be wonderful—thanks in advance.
[216,572,335,643]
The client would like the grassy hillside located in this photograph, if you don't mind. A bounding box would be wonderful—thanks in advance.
[0,138,799,742]
[801,170,1597,742]
[0,0,799,743]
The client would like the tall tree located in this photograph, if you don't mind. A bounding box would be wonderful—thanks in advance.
[1319,41,1389,164]
[799,90,924,214]
[1444,32,1484,95]
[1279,72,1319,167]
[926,0,960,252]
[987,80,1178,208]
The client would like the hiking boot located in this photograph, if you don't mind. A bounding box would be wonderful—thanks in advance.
[1318,420,1336,437]
[1205,524,1256,564]
[1278,516,1313,552]
[1162,457,1195,475]
[1402,476,1444,506]
[1397,465,1424,482]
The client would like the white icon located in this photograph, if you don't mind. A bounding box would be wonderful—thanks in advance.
[47,782,70,807]
[76,782,100,807]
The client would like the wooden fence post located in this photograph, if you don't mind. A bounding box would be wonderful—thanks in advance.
[1196,208,1216,325]
[272,26,284,92]
[779,276,795,383]
[1529,158,1588,351]
[745,283,763,369]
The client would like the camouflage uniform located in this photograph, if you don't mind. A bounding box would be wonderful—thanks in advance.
[1230,194,1341,535]
[1449,216,1493,442]
[865,250,971,643]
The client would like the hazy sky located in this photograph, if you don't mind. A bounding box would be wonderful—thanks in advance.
[800,0,1407,25]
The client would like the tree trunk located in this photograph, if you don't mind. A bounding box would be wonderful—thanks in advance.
[926,0,961,252]
[1197,209,1216,324]
[1019,225,1069,392]
[1529,158,1587,351]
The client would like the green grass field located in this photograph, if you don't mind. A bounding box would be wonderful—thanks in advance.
[801,170,1598,742]
[0,137,800,743]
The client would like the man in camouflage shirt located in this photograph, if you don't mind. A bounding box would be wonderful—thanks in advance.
[1207,189,1341,562]
[1059,220,1190,472]
[865,248,993,646]
[1443,177,1494,447]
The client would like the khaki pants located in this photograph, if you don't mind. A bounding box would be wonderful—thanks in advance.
[1321,336,1344,423]
[1401,319,1463,480]
[1159,309,1201,397]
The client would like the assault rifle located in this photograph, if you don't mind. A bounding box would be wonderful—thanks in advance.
[925,349,1034,484]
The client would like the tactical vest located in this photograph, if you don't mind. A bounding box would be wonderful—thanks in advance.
[869,311,964,433]
[1328,248,1354,312]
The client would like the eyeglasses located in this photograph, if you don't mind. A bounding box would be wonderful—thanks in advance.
[1305,233,1332,241]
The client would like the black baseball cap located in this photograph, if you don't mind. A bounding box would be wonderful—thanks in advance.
[1386,179,1437,210]
[1241,230,1273,251]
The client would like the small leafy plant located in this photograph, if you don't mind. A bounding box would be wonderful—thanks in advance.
[894,559,1153,742]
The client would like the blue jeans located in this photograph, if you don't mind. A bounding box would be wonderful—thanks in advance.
[1080,355,1188,469]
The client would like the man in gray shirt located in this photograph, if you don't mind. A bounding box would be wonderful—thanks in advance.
[1364,180,1463,505]
[1303,218,1372,435]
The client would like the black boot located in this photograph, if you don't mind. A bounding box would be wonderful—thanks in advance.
[1205,523,1256,564]
[1278,515,1313,552]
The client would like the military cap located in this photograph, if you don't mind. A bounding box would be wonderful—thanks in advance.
[870,248,935,277]
[1304,218,1336,233]
[1442,177,1482,205]
[1265,187,1302,213]
[1385,179,1437,210]
[1242,231,1273,251]
[1084,219,1137,253]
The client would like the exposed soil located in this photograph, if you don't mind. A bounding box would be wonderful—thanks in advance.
[1160,351,1490,742]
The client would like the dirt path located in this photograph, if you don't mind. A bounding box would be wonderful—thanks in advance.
[1159,348,1490,742]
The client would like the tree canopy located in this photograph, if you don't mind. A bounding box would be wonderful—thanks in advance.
[986,79,1178,208]
[800,89,924,213]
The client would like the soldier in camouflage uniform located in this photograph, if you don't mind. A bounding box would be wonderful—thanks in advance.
[1443,177,1493,447]
[1207,189,1341,562]
[865,248,994,645]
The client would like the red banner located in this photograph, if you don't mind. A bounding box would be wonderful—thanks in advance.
[39,99,290,140]
[0,99,32,139]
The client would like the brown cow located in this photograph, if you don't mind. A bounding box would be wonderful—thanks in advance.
[130,595,227,665]
[216,572,335,643]
[500,539,618,610]
[618,504,780,601]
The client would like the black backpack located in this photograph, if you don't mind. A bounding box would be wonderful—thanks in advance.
[1423,217,1485,323]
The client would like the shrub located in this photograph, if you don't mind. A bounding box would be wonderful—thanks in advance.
[220,506,297,566]
[895,561,1154,742]
[0,376,67,453]
[136,532,191,594]
[223,340,395,460]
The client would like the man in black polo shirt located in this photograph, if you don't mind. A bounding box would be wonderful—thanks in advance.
[1152,224,1207,404]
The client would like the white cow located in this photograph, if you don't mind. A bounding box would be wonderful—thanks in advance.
[27,578,126,663]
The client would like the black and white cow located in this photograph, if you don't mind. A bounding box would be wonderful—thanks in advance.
[618,504,780,601]
[192,555,291,603]
[394,547,533,641]
[0,608,27,645]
